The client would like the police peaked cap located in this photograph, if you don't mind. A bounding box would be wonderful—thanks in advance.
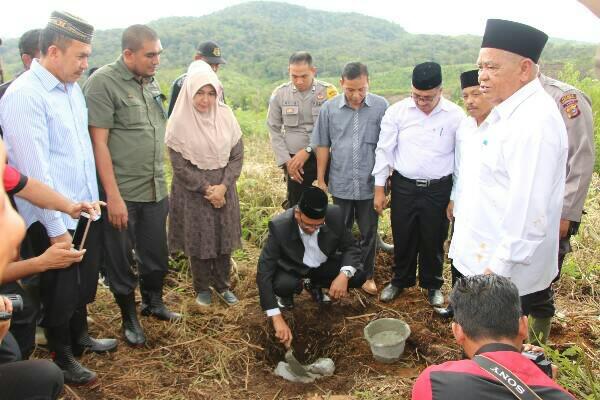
[412,62,442,90]
[298,187,328,219]
[481,19,548,63]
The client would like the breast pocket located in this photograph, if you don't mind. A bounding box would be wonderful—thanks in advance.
[282,105,299,128]
[363,117,381,146]
[311,106,321,124]
[118,97,146,126]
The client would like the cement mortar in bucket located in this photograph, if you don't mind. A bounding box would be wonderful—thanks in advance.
[364,318,411,363]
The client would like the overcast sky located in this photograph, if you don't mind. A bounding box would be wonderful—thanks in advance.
[1,0,599,43]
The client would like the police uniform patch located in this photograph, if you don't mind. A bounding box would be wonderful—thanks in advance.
[326,86,338,100]
[560,93,580,119]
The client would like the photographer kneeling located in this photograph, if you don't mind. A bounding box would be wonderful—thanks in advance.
[412,275,573,399]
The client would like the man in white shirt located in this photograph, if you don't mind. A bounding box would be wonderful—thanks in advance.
[373,62,464,305]
[436,69,493,319]
[449,19,568,344]
[256,187,365,346]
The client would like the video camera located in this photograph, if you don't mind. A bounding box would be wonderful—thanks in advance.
[522,350,553,378]
[0,294,24,321]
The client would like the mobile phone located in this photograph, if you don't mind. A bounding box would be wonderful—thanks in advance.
[72,212,93,251]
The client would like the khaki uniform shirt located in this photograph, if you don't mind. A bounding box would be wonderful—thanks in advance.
[267,79,337,166]
[540,74,595,222]
[83,56,168,202]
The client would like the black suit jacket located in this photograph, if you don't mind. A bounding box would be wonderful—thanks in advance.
[256,205,362,310]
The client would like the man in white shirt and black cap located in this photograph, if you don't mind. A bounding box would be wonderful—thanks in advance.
[373,62,464,305]
[450,19,568,344]
[435,69,494,319]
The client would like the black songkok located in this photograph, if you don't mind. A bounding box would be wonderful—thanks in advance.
[412,62,442,90]
[298,187,328,219]
[460,69,480,89]
[46,11,94,44]
[480,19,548,63]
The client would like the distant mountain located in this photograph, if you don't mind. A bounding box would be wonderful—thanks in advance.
[1,1,596,81]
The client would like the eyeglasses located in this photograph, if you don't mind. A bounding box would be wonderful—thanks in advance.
[411,92,438,103]
[299,215,325,230]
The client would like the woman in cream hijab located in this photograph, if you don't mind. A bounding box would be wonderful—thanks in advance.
[166,61,243,307]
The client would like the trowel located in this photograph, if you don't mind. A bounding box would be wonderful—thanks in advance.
[284,342,311,377]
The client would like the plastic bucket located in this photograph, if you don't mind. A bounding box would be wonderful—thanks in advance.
[363,318,411,363]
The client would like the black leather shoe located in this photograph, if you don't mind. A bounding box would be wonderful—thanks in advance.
[115,293,146,347]
[434,305,454,319]
[53,344,97,385]
[276,295,294,309]
[74,334,118,356]
[303,280,331,304]
[140,290,182,322]
[379,283,403,303]
[428,289,444,307]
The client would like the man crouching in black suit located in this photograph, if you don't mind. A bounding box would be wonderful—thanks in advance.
[257,186,366,345]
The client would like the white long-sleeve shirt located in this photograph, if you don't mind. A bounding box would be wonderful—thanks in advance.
[449,116,489,218]
[449,79,568,296]
[372,97,464,185]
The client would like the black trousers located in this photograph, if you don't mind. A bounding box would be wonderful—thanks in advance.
[332,197,378,279]
[102,198,169,296]
[390,172,452,289]
[284,153,318,208]
[273,259,366,298]
[0,359,64,400]
[0,281,36,359]
[25,222,102,328]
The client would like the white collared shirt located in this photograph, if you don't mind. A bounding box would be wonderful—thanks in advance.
[449,79,568,296]
[450,116,489,218]
[372,97,464,184]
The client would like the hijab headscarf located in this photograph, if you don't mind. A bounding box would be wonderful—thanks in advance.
[165,61,241,170]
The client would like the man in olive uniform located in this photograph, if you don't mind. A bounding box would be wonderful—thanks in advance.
[83,24,180,349]
[267,51,338,208]
[539,73,595,283]
[167,41,226,116]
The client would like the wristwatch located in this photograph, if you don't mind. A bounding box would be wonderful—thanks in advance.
[341,269,353,278]
[305,146,313,154]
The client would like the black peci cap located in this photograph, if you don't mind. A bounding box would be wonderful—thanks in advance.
[412,62,442,90]
[47,11,94,44]
[481,19,548,63]
[298,187,328,219]
[460,69,480,89]
[197,41,226,64]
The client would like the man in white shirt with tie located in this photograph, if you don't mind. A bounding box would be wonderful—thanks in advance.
[435,69,493,319]
[450,19,568,344]
[373,62,464,305]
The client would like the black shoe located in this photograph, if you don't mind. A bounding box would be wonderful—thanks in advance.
[115,293,146,347]
[379,283,403,302]
[276,295,294,309]
[428,289,444,307]
[71,309,118,356]
[303,280,331,305]
[376,233,394,254]
[434,305,454,319]
[140,289,182,322]
[53,344,97,385]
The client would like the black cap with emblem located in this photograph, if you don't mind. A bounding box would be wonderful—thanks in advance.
[46,11,94,44]
[298,186,328,219]
[460,69,480,89]
[481,19,548,63]
[197,41,226,65]
[412,62,442,90]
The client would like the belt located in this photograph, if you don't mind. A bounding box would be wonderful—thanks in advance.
[394,172,452,187]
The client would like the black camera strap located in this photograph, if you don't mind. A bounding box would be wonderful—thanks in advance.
[474,354,543,400]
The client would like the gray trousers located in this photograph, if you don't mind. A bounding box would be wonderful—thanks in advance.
[332,197,378,279]
[189,254,231,293]
[103,198,169,296]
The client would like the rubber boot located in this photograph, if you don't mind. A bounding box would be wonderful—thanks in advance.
[47,326,97,385]
[376,232,394,253]
[528,316,552,345]
[140,288,181,322]
[114,293,146,347]
[70,307,118,357]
